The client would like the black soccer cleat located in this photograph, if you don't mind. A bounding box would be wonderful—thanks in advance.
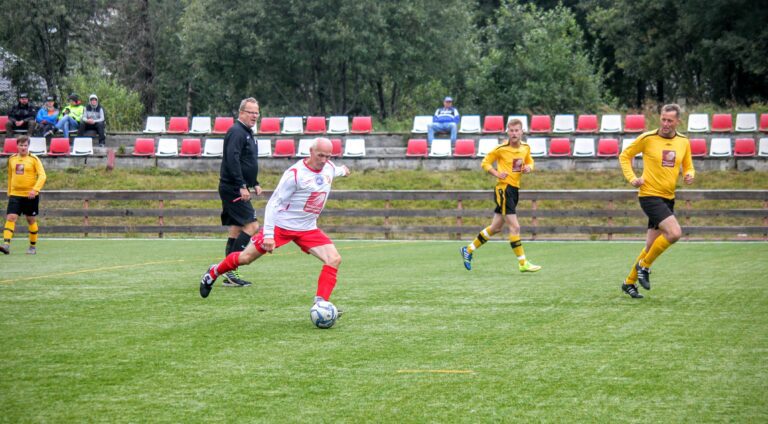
[622,283,644,299]
[635,262,651,290]
[224,270,252,287]
[0,243,9,255]
[200,265,217,298]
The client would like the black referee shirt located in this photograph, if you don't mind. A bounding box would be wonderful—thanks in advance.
[219,119,260,188]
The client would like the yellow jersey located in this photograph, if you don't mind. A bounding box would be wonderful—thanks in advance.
[7,153,47,197]
[481,140,534,189]
[619,130,694,199]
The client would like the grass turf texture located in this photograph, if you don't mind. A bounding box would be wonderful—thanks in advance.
[1,240,766,422]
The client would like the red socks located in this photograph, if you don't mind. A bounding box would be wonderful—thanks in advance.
[316,265,338,301]
[212,251,241,277]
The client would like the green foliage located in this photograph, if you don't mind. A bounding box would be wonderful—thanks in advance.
[63,69,144,131]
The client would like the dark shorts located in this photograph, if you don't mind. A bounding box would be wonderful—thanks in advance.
[6,195,40,217]
[219,184,258,227]
[493,185,519,215]
[639,196,675,229]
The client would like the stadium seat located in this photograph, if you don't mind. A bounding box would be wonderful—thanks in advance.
[143,116,165,133]
[156,138,179,156]
[552,114,575,133]
[687,113,710,133]
[428,139,452,157]
[201,138,224,157]
[758,138,768,157]
[711,114,733,132]
[2,138,17,156]
[305,116,326,134]
[257,138,272,157]
[258,117,281,135]
[330,138,342,157]
[297,138,314,157]
[709,138,731,157]
[281,116,304,134]
[689,138,707,157]
[529,115,551,133]
[406,139,428,157]
[411,115,432,133]
[167,117,189,134]
[71,137,94,156]
[0,116,8,131]
[28,137,47,155]
[624,114,646,133]
[343,138,366,157]
[572,137,595,157]
[453,139,476,157]
[477,138,500,157]
[507,115,529,133]
[327,116,349,134]
[132,138,155,156]
[48,137,70,156]
[735,113,757,132]
[212,117,234,134]
[179,138,202,157]
[548,138,571,156]
[459,115,481,133]
[733,138,756,157]
[189,116,211,134]
[760,114,768,133]
[599,114,622,133]
[350,116,373,134]
[575,115,598,133]
[273,139,295,157]
[482,115,505,133]
[596,138,619,157]
[622,138,641,156]
[526,137,547,157]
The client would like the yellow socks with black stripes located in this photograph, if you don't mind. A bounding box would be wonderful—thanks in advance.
[625,248,647,284]
[509,235,526,265]
[28,222,38,246]
[467,226,496,253]
[3,220,15,244]
[641,235,672,267]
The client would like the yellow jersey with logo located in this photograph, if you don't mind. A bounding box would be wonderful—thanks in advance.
[7,153,47,197]
[619,130,694,199]
[481,141,534,189]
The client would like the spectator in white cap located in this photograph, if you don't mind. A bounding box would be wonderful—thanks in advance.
[80,94,107,146]
[427,96,460,146]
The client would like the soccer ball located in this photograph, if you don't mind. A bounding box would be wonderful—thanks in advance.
[310,301,338,329]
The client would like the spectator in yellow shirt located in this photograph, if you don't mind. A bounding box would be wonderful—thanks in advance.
[2,136,47,255]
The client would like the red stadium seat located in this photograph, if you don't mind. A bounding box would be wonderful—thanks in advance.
[132,138,156,156]
[330,138,342,157]
[482,116,505,133]
[0,116,8,131]
[48,137,70,156]
[350,116,373,134]
[305,116,327,134]
[179,138,202,157]
[258,117,281,134]
[530,115,552,133]
[2,138,18,155]
[624,114,646,133]
[406,139,428,157]
[689,138,707,157]
[575,115,598,133]
[711,114,733,132]
[273,139,295,157]
[548,138,571,156]
[733,138,756,157]
[596,138,619,157]
[453,139,476,157]
[759,113,768,133]
[212,117,234,134]
[167,117,189,134]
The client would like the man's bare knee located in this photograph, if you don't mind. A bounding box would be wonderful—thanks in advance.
[325,253,341,268]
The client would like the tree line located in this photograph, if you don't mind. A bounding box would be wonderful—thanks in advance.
[1,0,765,129]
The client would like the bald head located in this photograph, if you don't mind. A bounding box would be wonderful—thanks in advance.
[312,137,333,152]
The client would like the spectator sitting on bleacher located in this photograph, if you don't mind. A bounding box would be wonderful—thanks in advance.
[80,94,106,146]
[5,93,38,138]
[427,96,460,146]
[36,96,59,137]
[55,93,84,138]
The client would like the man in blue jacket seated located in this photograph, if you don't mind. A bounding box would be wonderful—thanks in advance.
[427,96,460,147]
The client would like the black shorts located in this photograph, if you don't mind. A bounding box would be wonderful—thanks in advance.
[6,195,40,217]
[493,185,519,215]
[219,184,258,227]
[639,196,675,229]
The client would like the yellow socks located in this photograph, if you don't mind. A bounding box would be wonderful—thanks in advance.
[3,220,15,244]
[28,222,38,246]
[625,248,647,284]
[641,235,672,267]
[509,236,526,265]
[467,226,496,253]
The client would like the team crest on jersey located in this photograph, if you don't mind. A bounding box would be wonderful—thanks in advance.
[315,175,325,185]
[662,150,676,167]
[512,158,523,172]
[15,164,24,174]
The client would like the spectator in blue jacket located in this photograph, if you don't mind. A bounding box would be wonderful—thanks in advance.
[36,96,59,136]
[427,96,460,146]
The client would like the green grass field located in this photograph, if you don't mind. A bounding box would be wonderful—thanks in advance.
[1,240,766,422]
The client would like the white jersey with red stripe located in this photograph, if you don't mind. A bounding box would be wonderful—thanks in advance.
[263,159,346,238]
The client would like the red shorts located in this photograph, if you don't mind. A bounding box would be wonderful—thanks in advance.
[251,227,333,254]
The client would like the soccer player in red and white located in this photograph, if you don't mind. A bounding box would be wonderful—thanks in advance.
[199,138,350,305]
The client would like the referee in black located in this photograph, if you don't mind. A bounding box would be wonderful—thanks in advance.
[218,97,263,286]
